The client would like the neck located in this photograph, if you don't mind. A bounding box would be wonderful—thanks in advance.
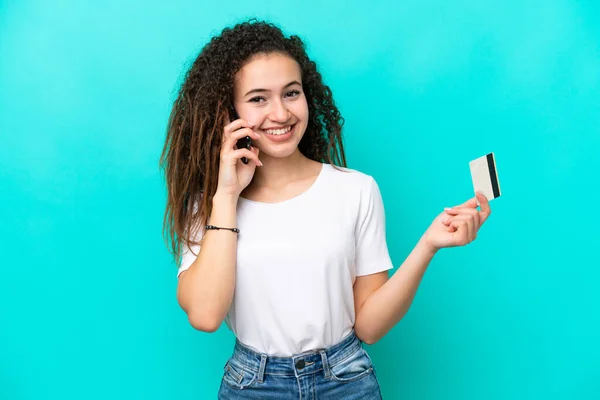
[250,149,313,189]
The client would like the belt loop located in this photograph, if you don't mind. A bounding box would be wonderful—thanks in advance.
[319,350,330,379]
[257,354,267,383]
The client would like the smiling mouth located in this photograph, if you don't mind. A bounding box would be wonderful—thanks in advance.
[263,124,294,135]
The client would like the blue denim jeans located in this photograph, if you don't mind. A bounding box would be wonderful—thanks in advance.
[218,330,383,399]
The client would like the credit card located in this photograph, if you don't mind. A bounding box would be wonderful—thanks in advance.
[469,152,501,204]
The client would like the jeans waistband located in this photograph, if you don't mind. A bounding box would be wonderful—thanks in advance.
[229,330,362,381]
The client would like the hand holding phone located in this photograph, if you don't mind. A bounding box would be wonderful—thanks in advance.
[230,107,252,164]
[216,106,261,197]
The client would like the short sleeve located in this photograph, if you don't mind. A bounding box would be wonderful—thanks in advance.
[354,176,394,276]
[177,234,202,278]
[177,199,204,278]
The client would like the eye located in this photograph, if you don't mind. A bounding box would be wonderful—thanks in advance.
[249,96,266,103]
[285,90,301,98]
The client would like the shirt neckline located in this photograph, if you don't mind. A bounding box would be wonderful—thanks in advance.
[238,162,329,206]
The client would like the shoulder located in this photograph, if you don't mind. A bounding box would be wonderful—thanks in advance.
[320,164,388,224]
[323,163,378,192]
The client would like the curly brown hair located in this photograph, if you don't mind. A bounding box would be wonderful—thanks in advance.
[159,19,347,264]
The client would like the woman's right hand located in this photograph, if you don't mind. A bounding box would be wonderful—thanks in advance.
[216,118,262,197]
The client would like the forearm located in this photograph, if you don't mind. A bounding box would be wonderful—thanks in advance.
[177,192,239,331]
[355,237,437,344]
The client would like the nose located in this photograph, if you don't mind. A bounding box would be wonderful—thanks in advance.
[268,101,290,123]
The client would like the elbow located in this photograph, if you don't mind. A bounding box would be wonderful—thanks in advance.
[355,327,380,345]
[183,302,223,333]
[360,335,380,346]
[177,280,223,333]
[187,311,222,333]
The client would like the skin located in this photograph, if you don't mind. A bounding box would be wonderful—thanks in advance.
[218,52,321,203]
[177,52,493,344]
[176,52,321,332]
[353,193,491,344]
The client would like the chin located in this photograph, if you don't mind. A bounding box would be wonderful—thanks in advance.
[259,129,306,159]
[260,146,301,159]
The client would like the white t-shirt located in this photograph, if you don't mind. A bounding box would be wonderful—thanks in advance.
[177,163,394,356]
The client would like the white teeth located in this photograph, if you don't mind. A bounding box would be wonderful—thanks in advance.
[265,126,292,135]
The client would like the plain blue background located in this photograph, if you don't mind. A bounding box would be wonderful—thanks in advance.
[1,0,599,399]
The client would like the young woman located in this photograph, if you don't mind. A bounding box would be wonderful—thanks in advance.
[160,19,491,399]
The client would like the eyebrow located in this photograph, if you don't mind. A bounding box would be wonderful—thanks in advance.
[243,80,302,97]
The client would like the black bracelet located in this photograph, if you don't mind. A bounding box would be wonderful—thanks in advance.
[205,225,240,233]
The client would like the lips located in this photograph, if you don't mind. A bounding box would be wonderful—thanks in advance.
[263,125,293,136]
[262,123,295,143]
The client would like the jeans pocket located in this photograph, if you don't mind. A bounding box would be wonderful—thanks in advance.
[222,360,257,390]
[328,347,374,383]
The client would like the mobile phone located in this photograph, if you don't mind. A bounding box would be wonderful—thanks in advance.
[230,107,251,165]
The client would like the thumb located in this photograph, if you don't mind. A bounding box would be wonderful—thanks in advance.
[458,197,478,208]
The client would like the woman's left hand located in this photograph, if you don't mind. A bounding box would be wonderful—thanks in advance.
[422,191,492,252]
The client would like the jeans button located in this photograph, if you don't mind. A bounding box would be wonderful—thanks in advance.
[295,359,305,370]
